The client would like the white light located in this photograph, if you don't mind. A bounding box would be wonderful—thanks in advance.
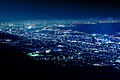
[5,39,12,42]
[105,39,108,41]
[104,34,107,36]
[71,56,73,59]
[31,54,39,57]
[28,53,39,57]
[9,29,12,32]
[117,42,120,44]
[45,49,51,53]
[105,40,114,44]
[78,52,81,54]
[58,24,65,27]
[35,51,40,53]
[116,59,120,63]
[92,34,96,36]
[35,30,39,32]
[93,63,103,66]
[71,40,77,42]
[28,26,32,29]
[57,45,64,47]
[9,24,14,27]
[94,50,99,53]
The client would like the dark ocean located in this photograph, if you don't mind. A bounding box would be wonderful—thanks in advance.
[58,23,120,35]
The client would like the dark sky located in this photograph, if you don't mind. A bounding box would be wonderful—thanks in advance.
[0,0,120,21]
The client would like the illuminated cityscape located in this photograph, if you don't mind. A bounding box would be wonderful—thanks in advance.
[0,19,120,70]
[1,0,120,79]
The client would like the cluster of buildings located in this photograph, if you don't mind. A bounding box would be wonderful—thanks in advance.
[0,20,120,70]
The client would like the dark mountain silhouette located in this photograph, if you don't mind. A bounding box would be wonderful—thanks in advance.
[0,31,20,40]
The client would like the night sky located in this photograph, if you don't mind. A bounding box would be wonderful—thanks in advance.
[0,0,120,21]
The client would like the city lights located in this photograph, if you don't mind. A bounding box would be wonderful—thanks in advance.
[0,19,120,70]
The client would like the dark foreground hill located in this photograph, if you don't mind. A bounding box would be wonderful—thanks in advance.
[0,32,120,80]
[1,43,120,80]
